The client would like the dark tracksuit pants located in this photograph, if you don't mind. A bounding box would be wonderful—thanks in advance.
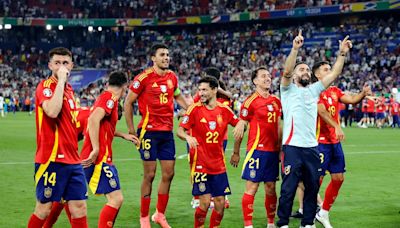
[277,145,322,227]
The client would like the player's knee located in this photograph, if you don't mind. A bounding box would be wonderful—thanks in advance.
[109,194,124,208]
[199,199,211,210]
[68,201,87,218]
[34,202,52,219]
[161,169,174,182]
[143,171,156,183]
[264,182,276,196]
[332,174,344,182]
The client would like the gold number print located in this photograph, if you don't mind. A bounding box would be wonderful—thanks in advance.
[267,112,276,123]
[319,153,324,164]
[141,139,151,150]
[248,158,260,169]
[103,166,113,178]
[206,132,219,143]
[159,93,168,104]
[328,106,335,116]
[43,172,56,186]
[193,172,207,183]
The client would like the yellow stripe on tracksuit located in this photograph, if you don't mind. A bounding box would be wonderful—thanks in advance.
[89,133,109,194]
[190,147,198,184]
[35,126,59,186]
[241,124,260,174]
[137,106,150,150]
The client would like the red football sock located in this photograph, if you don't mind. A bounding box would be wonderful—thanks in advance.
[265,194,277,224]
[28,214,45,228]
[241,193,255,226]
[43,201,64,228]
[209,209,223,228]
[157,193,169,214]
[141,197,151,217]
[64,203,72,223]
[71,216,88,228]
[98,205,119,228]
[322,179,344,211]
[194,207,208,228]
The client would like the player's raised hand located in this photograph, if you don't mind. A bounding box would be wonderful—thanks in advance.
[230,153,240,168]
[363,84,372,96]
[186,135,199,149]
[57,65,70,83]
[339,35,352,54]
[82,149,99,168]
[233,120,246,140]
[292,29,304,50]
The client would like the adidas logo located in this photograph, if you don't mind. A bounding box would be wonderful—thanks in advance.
[200,118,207,123]
[152,82,158,87]
[224,187,230,193]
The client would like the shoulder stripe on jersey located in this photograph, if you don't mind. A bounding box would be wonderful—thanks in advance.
[44,79,54,88]
[217,102,235,114]
[137,68,153,81]
[186,102,202,115]
[244,93,258,108]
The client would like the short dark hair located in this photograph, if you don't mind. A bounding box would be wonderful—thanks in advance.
[49,47,72,59]
[294,61,308,70]
[312,61,330,74]
[203,67,221,80]
[251,66,268,84]
[108,71,127,87]
[198,76,219,89]
[150,43,168,57]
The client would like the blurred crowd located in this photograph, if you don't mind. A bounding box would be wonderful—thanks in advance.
[0,15,399,124]
[2,0,369,19]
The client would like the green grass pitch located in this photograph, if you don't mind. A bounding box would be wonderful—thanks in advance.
[0,113,399,227]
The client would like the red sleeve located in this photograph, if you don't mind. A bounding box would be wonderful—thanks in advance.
[180,106,196,130]
[96,92,116,115]
[240,99,254,121]
[318,92,325,105]
[36,81,55,106]
[129,75,146,95]
[336,88,345,99]
[276,98,282,117]
[227,107,239,127]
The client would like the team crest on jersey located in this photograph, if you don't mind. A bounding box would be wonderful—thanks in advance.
[68,99,75,109]
[109,178,117,188]
[250,170,256,178]
[44,187,52,198]
[144,151,150,159]
[106,100,114,109]
[284,165,291,175]
[328,97,333,105]
[241,108,248,117]
[133,81,140,89]
[160,85,167,93]
[267,104,274,111]
[43,88,53,97]
[182,116,189,124]
[167,79,174,89]
[209,121,216,130]
[199,183,206,192]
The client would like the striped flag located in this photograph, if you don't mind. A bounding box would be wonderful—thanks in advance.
[389,0,400,8]
[364,2,376,10]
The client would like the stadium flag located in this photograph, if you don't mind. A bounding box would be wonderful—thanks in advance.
[240,12,250,21]
[177,18,187,24]
[159,18,178,25]
[364,2,377,10]
[200,16,211,24]
[351,3,365,11]
[127,19,143,26]
[259,11,270,19]
[142,18,154,26]
[230,13,240,21]
[211,16,221,23]
[376,1,390,9]
[187,16,201,24]
[389,0,400,8]
[249,12,258,20]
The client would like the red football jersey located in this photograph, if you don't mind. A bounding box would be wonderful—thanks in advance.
[80,91,119,165]
[240,93,281,152]
[180,102,239,174]
[391,102,399,115]
[76,107,90,139]
[376,97,385,113]
[367,99,375,113]
[317,86,344,144]
[129,68,179,131]
[35,76,80,164]
[361,99,368,113]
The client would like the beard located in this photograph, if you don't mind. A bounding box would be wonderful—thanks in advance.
[298,74,311,87]
[201,98,210,105]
